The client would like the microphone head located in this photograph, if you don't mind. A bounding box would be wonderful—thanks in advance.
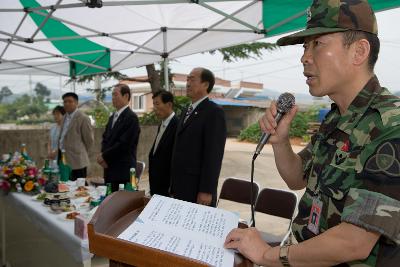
[277,93,295,113]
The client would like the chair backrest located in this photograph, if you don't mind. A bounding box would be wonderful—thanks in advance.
[218,177,259,206]
[255,187,297,220]
[136,161,145,181]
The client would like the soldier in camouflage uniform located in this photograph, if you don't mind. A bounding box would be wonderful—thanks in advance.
[224,0,399,266]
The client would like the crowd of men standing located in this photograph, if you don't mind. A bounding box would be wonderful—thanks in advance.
[55,67,227,207]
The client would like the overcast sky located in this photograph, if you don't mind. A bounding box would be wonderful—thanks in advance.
[0,8,398,96]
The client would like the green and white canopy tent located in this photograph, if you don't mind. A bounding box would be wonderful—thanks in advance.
[1,0,399,89]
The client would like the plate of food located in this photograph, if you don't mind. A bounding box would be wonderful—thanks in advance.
[49,203,76,214]
[58,211,81,221]
[32,192,46,201]
[73,186,90,198]
[75,191,90,198]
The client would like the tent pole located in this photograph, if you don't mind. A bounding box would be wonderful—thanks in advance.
[162,27,169,91]
[164,58,169,91]
[72,80,76,93]
[94,75,101,101]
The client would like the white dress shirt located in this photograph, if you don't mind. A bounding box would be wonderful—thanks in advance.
[153,111,175,154]
[111,105,129,128]
[59,109,77,150]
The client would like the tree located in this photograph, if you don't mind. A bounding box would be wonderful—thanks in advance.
[67,72,127,102]
[141,42,278,93]
[210,42,278,62]
[6,94,48,120]
[0,86,13,103]
[34,82,51,98]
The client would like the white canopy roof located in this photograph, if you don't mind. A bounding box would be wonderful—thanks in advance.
[0,0,265,77]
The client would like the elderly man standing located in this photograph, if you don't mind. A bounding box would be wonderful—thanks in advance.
[224,1,400,266]
[148,90,178,196]
[170,67,227,207]
[97,84,140,192]
[59,92,94,181]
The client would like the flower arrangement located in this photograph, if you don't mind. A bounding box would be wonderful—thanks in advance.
[0,152,45,194]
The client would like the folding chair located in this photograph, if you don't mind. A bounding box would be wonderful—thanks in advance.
[254,187,298,246]
[217,177,260,206]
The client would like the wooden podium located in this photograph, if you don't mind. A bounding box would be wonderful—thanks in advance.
[88,191,253,267]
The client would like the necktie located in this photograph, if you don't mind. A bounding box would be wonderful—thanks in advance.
[183,105,193,124]
[111,112,118,128]
[153,123,166,155]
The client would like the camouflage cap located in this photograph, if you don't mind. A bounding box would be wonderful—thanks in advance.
[277,0,378,46]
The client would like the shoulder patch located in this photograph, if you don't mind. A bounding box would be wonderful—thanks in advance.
[365,141,400,178]
[371,88,400,127]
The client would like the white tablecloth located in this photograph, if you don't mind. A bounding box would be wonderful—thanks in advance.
[4,192,92,263]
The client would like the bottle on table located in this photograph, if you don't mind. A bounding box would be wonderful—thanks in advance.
[118,183,125,191]
[44,159,50,171]
[106,183,113,196]
[20,143,32,160]
[130,168,138,191]
[59,149,70,182]
[15,183,22,193]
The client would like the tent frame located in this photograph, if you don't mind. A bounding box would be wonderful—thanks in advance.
[0,0,269,90]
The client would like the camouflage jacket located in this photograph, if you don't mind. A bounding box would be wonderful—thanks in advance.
[295,76,400,266]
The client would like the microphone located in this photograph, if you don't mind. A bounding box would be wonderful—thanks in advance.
[253,93,295,160]
[250,92,295,227]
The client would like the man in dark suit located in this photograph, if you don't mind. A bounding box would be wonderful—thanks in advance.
[148,90,178,196]
[170,67,227,207]
[97,84,140,192]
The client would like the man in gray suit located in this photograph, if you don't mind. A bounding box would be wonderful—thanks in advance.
[59,92,94,181]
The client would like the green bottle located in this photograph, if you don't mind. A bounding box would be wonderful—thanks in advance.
[20,143,32,161]
[124,182,134,191]
[59,149,71,182]
[106,183,113,196]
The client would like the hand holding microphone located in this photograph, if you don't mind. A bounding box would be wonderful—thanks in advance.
[254,93,297,159]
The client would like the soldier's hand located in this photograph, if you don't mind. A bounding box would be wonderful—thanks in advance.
[259,101,298,144]
[224,227,271,265]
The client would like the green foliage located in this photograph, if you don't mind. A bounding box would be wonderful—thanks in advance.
[0,94,48,123]
[211,42,278,62]
[86,85,112,102]
[302,134,311,143]
[87,106,112,128]
[34,82,51,97]
[238,107,322,143]
[238,123,262,143]
[289,112,308,137]
[66,72,127,102]
[0,105,8,123]
[66,72,128,84]
[139,111,160,125]
[0,86,13,103]
[16,117,52,125]
[138,95,190,125]
[304,105,321,122]
[173,96,191,117]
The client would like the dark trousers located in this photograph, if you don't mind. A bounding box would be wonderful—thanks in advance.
[70,167,87,181]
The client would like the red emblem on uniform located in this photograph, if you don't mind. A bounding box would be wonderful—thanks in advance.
[341,140,350,152]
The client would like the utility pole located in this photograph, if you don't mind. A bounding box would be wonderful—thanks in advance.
[29,75,33,95]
